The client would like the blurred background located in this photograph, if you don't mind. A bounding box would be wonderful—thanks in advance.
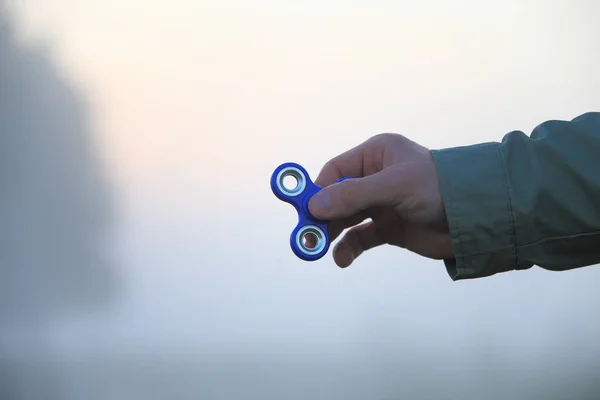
[1,0,599,399]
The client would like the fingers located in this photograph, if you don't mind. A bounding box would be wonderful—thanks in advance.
[328,211,369,242]
[313,135,390,188]
[304,212,368,250]
[333,222,385,268]
[309,168,399,220]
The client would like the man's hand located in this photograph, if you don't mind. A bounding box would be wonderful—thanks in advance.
[308,133,453,268]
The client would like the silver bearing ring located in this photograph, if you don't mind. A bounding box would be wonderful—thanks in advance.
[295,225,326,256]
[276,166,306,197]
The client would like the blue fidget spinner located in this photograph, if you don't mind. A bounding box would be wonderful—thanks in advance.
[271,162,347,261]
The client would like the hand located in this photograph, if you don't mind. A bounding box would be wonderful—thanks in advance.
[307,133,453,268]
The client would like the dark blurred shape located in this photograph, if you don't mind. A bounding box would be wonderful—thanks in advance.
[0,15,117,325]
[1,11,118,399]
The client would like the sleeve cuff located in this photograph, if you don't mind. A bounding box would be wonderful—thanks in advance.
[431,143,530,280]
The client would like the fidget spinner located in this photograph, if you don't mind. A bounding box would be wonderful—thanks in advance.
[271,162,347,261]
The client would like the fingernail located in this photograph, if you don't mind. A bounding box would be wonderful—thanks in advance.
[309,191,329,216]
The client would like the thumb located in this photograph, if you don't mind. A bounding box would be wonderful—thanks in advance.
[308,172,396,220]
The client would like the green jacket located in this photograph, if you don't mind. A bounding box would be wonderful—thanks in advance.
[431,112,600,280]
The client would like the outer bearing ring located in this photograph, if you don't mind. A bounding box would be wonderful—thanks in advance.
[275,166,306,197]
[295,225,327,256]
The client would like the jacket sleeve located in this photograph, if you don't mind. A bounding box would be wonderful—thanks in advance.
[430,112,600,280]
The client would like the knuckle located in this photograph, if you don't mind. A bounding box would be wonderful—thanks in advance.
[322,159,342,179]
[371,132,397,143]
[323,159,339,173]
[370,132,409,147]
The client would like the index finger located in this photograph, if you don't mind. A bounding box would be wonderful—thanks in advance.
[314,135,387,187]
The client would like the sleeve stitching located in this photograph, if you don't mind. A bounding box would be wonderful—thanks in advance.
[431,150,466,268]
[458,229,600,258]
[496,142,519,266]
